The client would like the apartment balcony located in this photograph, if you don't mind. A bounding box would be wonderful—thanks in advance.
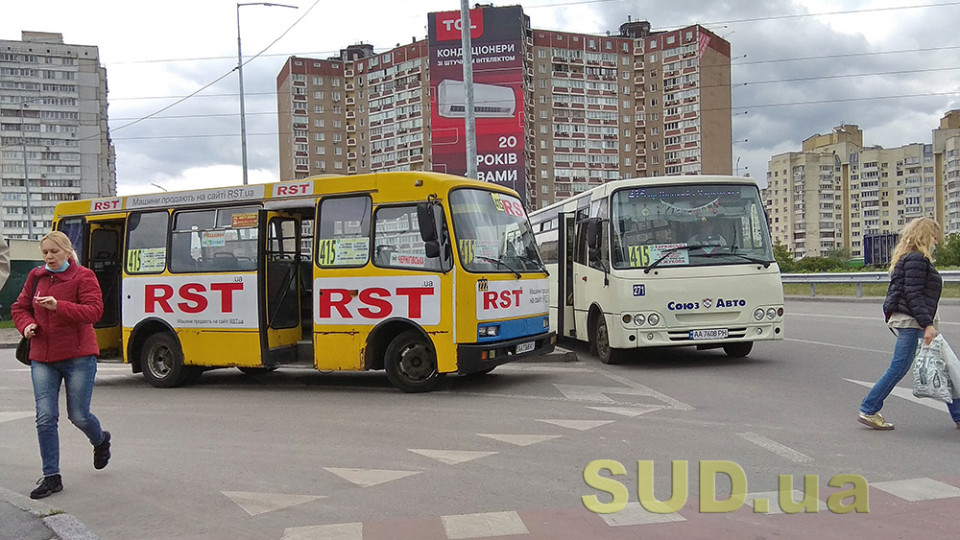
[346,138,357,146]
[347,152,357,160]
[345,83,355,91]
[345,97,355,106]
[345,111,356,119]
[346,124,356,133]
[347,166,357,174]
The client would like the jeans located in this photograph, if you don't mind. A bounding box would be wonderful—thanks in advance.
[31,356,105,477]
[861,327,960,423]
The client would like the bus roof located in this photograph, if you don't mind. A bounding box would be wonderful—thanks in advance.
[53,171,524,217]
[530,175,760,219]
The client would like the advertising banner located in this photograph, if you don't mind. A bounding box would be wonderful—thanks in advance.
[428,6,527,203]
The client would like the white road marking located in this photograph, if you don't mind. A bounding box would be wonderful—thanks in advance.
[477,434,562,446]
[737,432,813,463]
[408,449,498,465]
[0,411,34,424]
[743,489,827,513]
[221,491,324,516]
[553,383,661,403]
[871,478,960,501]
[786,338,888,354]
[535,419,614,431]
[599,502,686,526]
[282,522,362,540]
[586,405,662,417]
[323,467,421,488]
[845,379,948,411]
[594,371,695,411]
[442,511,529,539]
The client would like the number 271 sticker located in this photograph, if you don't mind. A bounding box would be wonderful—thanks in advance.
[633,284,645,296]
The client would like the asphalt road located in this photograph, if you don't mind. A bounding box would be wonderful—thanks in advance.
[2,298,960,539]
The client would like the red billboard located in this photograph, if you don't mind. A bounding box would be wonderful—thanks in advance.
[428,6,527,203]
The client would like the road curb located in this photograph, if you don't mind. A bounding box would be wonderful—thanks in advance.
[0,486,99,540]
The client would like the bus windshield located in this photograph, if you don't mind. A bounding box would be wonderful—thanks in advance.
[611,184,774,269]
[450,188,543,274]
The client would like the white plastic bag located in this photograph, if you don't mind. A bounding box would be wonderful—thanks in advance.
[913,336,953,403]
[938,335,960,399]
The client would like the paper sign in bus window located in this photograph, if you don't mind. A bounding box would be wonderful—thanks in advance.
[201,231,226,247]
[127,247,167,273]
[317,238,370,266]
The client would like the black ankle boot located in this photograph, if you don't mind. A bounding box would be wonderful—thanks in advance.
[94,431,111,470]
[30,475,63,499]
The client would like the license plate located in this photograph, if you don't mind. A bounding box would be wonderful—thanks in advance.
[690,328,728,340]
[516,341,536,354]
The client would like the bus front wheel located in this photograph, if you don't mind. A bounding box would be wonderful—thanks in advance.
[723,342,753,358]
[385,330,441,393]
[594,316,625,365]
[141,333,198,388]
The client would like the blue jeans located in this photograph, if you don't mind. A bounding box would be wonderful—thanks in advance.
[861,328,960,423]
[31,356,105,477]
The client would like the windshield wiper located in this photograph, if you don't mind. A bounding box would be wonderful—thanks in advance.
[696,246,772,268]
[643,245,709,274]
[512,254,549,275]
[475,256,522,278]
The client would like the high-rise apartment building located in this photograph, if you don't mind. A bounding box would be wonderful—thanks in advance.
[276,7,732,209]
[765,111,960,260]
[0,31,115,239]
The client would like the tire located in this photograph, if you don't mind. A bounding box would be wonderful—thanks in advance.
[141,333,190,388]
[384,330,441,393]
[594,315,625,365]
[723,342,753,358]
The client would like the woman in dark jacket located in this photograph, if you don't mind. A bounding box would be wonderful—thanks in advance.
[859,217,960,430]
[11,231,112,499]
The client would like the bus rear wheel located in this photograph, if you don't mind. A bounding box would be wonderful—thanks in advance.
[594,316,625,365]
[723,342,753,358]
[141,333,198,388]
[385,330,441,393]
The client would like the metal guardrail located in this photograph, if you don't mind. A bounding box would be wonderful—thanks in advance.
[781,271,960,297]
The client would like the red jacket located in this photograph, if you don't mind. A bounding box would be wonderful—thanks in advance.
[11,263,103,363]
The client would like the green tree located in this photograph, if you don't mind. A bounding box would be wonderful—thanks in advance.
[936,232,960,267]
[773,240,795,272]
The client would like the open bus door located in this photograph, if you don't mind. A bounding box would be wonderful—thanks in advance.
[259,210,302,364]
[559,213,577,339]
[58,216,124,358]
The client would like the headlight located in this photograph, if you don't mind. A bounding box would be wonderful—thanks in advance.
[647,313,660,326]
[622,314,632,324]
[766,308,777,320]
[479,325,499,337]
[754,308,765,321]
[634,314,645,326]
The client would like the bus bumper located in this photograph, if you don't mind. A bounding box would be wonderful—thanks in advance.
[457,331,557,374]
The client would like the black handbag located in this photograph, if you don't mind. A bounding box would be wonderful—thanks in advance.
[15,275,41,366]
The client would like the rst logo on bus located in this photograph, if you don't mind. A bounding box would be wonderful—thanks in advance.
[122,275,259,329]
[314,276,441,326]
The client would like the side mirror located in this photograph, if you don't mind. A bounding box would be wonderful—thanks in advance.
[586,218,602,251]
[417,202,437,242]
[424,240,441,258]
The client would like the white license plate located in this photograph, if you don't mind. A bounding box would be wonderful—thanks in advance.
[690,329,728,340]
[516,341,536,354]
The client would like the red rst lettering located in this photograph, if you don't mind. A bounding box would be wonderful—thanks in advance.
[318,288,352,318]
[357,288,392,319]
[144,284,174,313]
[510,289,522,306]
[395,287,434,319]
[177,283,208,314]
[210,282,243,313]
[483,291,498,310]
[502,200,525,218]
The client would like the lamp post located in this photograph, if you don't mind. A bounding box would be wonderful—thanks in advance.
[236,2,298,185]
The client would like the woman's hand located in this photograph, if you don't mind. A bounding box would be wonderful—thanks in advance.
[23,323,38,339]
[924,325,937,346]
[34,295,58,312]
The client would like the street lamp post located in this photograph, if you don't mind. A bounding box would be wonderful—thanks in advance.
[236,2,298,186]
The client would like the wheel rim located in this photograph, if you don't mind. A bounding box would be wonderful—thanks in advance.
[597,321,610,359]
[398,343,436,382]
[147,345,173,378]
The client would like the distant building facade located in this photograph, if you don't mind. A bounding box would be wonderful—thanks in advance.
[276,7,732,209]
[765,110,960,260]
[0,31,115,239]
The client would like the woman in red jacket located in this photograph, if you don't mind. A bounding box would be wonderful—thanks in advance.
[12,231,112,499]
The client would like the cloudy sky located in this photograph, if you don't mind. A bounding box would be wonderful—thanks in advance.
[3,0,959,195]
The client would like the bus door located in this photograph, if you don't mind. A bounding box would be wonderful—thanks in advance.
[573,215,608,339]
[559,213,577,339]
[259,210,302,362]
[87,218,124,358]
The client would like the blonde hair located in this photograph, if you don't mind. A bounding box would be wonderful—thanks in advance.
[888,217,939,274]
[40,231,79,263]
